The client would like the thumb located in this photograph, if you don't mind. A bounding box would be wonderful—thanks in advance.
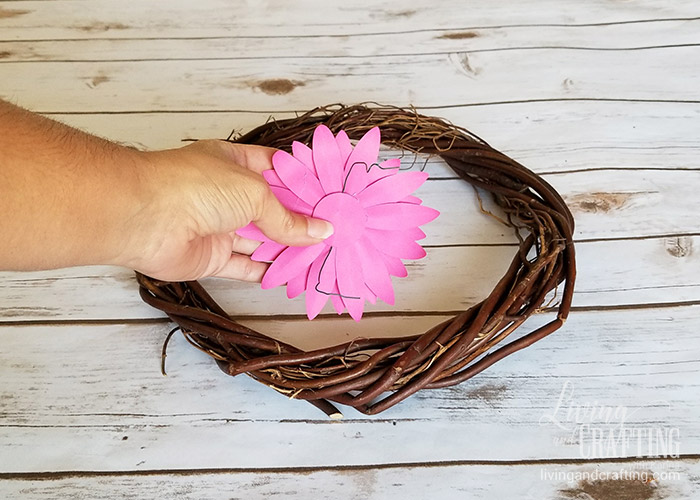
[254,191,334,247]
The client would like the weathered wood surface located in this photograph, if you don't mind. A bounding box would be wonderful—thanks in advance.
[1,234,698,321]
[3,0,700,40]
[1,0,699,497]
[3,49,699,112]
[45,102,700,172]
[1,165,698,321]
[2,459,699,499]
[1,305,699,472]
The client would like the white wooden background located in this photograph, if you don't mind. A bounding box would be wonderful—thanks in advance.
[1,1,700,498]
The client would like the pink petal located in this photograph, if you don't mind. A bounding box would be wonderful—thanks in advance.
[292,141,316,175]
[402,195,422,204]
[336,130,353,165]
[343,160,370,195]
[363,285,377,304]
[331,293,345,315]
[335,245,365,321]
[286,266,309,299]
[366,158,401,185]
[261,243,326,289]
[317,247,337,294]
[366,202,439,230]
[272,150,325,206]
[305,251,330,320]
[270,186,313,216]
[357,238,395,305]
[344,126,381,176]
[236,223,268,242]
[357,171,429,207]
[380,253,408,278]
[263,169,285,188]
[252,240,287,262]
[406,227,427,240]
[312,125,344,194]
[365,228,426,259]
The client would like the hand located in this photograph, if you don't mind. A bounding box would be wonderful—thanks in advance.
[122,140,334,282]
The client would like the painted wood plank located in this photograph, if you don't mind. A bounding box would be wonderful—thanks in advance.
[2,0,699,41]
[44,101,700,173]
[0,305,698,470]
[1,164,698,321]
[1,459,698,499]
[3,18,699,61]
[1,234,697,321]
[2,47,699,113]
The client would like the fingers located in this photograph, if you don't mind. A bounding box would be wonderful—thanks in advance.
[230,232,261,255]
[188,140,334,247]
[212,253,268,282]
[254,192,334,247]
[210,140,277,174]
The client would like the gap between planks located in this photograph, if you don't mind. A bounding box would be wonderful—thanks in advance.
[32,97,700,115]
[2,454,700,481]
[2,15,700,43]
[2,299,700,328]
[4,43,700,64]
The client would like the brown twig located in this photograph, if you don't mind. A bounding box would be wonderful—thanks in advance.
[135,103,576,417]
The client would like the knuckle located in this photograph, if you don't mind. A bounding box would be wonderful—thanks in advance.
[241,259,255,279]
[281,211,297,232]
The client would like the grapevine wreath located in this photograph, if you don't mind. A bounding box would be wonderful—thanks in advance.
[136,104,576,418]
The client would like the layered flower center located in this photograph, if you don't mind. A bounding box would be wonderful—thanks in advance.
[312,192,367,247]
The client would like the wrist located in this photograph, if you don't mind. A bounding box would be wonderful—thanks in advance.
[101,148,165,271]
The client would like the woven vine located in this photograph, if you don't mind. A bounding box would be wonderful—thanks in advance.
[136,104,576,418]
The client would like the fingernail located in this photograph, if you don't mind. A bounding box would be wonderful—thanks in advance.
[307,218,334,239]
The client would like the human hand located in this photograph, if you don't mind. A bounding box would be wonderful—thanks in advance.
[120,140,334,282]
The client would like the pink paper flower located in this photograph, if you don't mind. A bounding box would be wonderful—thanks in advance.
[237,125,439,321]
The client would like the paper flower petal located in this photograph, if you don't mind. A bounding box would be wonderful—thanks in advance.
[261,243,326,289]
[252,125,438,320]
[286,267,308,299]
[380,253,408,278]
[272,150,325,206]
[270,186,314,216]
[357,171,429,207]
[402,195,422,205]
[336,130,353,166]
[305,252,330,319]
[251,240,287,262]
[343,160,370,195]
[331,293,345,315]
[357,239,395,305]
[406,227,427,240]
[292,141,316,175]
[365,202,440,230]
[262,169,285,188]
[345,126,380,175]
[365,228,427,259]
[335,245,365,321]
[366,158,401,185]
[363,284,378,304]
[312,125,344,194]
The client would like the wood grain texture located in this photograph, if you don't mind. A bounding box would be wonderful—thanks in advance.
[1,459,699,499]
[2,48,699,113]
[1,305,699,471]
[1,235,698,321]
[43,101,700,172]
[1,0,699,493]
[2,0,699,40]
[2,18,699,62]
[1,164,698,321]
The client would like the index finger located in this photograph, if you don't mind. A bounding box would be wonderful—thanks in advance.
[218,141,277,175]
